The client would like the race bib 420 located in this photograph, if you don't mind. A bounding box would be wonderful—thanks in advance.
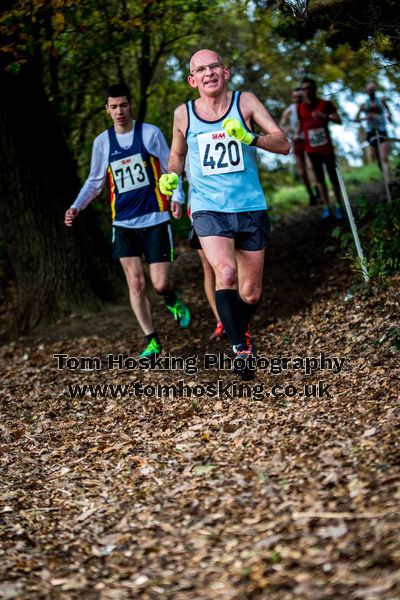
[110,153,149,193]
[197,131,245,176]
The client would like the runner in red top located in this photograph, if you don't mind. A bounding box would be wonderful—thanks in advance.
[296,78,344,220]
[279,87,318,206]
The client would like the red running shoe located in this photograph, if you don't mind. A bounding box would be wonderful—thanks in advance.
[210,320,225,340]
[244,326,257,357]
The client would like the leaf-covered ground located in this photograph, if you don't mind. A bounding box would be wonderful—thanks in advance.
[1,206,399,599]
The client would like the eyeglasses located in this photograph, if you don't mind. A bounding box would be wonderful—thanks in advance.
[191,61,224,75]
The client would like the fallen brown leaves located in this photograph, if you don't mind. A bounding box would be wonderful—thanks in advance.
[0,208,399,599]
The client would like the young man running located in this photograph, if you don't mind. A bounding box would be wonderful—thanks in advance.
[159,49,289,376]
[64,83,190,357]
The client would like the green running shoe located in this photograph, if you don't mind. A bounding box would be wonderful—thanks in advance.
[166,299,191,328]
[139,337,161,358]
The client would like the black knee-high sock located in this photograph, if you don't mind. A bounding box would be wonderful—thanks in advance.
[238,295,261,332]
[215,289,246,347]
[146,331,160,345]
[161,290,177,307]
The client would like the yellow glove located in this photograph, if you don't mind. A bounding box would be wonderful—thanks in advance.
[159,173,179,196]
[222,118,255,145]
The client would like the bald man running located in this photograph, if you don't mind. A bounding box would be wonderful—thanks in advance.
[160,49,289,377]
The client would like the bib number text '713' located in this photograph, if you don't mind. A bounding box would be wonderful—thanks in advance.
[111,153,149,193]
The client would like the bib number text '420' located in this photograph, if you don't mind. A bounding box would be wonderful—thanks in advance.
[111,153,149,193]
[197,131,245,176]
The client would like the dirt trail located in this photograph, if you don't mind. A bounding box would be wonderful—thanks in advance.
[1,207,399,599]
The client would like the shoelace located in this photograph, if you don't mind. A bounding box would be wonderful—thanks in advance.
[169,302,183,319]
[145,339,159,352]
[244,328,255,352]
[233,346,252,356]
[245,331,251,346]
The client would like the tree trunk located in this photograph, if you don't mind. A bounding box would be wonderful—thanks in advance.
[0,64,119,332]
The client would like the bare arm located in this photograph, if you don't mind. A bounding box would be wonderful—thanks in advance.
[355,103,366,122]
[313,102,341,125]
[279,106,291,134]
[241,92,290,155]
[294,119,303,140]
[382,99,393,123]
[64,134,108,226]
[168,104,189,175]
[328,111,341,125]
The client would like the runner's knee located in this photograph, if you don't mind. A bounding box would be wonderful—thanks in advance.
[153,281,171,295]
[125,273,145,296]
[240,287,262,305]
[215,263,237,288]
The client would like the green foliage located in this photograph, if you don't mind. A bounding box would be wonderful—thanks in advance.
[2,0,399,215]
[333,186,400,280]
[270,185,309,211]
[274,0,400,66]
[342,164,382,186]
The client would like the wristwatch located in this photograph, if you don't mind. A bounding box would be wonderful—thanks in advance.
[250,134,258,146]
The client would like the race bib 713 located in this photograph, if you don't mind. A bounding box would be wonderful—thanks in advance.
[110,153,149,193]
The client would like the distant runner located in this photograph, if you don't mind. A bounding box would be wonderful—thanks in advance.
[356,82,394,183]
[297,78,344,220]
[280,87,318,206]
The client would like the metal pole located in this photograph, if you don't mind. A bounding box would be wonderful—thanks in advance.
[336,167,369,284]
[374,130,392,203]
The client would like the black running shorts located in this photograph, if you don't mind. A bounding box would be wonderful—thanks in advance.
[192,210,270,251]
[367,129,388,148]
[188,226,202,250]
[112,222,174,263]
